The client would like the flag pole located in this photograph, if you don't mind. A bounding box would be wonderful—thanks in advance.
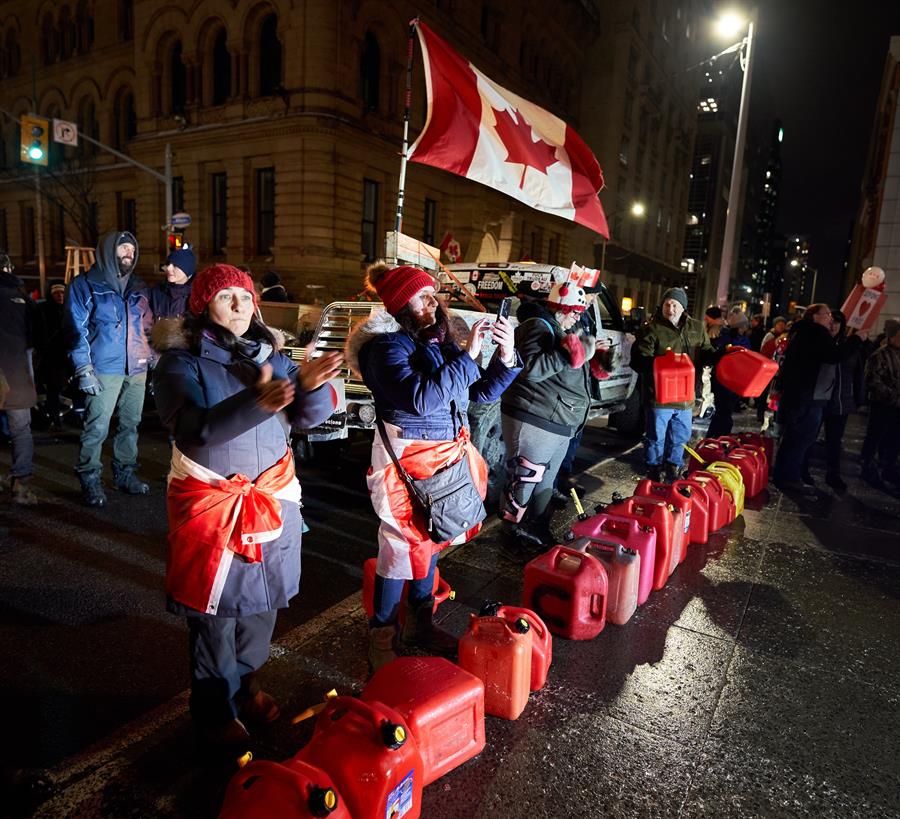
[394,18,418,236]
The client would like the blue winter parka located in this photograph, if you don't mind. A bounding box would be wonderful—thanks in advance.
[64,231,153,375]
[152,318,335,617]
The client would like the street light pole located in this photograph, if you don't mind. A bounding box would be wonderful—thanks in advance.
[716,10,757,308]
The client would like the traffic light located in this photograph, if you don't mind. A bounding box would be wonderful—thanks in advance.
[167,230,185,252]
[20,114,49,166]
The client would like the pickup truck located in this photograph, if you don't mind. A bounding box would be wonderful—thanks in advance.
[284,263,641,473]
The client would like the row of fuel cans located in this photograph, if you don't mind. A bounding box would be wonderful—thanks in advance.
[219,432,771,818]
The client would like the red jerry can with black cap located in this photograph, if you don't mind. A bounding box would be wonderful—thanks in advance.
[634,479,693,554]
[361,657,485,786]
[219,758,350,819]
[298,697,423,819]
[522,546,608,640]
[478,602,552,691]
[653,348,695,405]
[458,614,532,720]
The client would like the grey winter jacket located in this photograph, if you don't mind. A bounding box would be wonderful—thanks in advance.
[866,342,900,409]
[0,273,40,409]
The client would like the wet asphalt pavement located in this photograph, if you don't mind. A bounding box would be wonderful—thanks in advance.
[2,409,899,818]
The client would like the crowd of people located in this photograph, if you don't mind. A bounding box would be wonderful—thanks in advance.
[1,236,899,750]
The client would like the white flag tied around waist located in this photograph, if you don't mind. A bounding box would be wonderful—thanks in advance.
[409,20,610,238]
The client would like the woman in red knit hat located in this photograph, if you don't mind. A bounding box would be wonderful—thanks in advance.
[152,264,342,752]
[346,262,521,670]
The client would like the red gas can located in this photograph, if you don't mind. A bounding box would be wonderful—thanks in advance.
[362,657,485,786]
[672,479,711,545]
[569,513,657,606]
[458,615,532,720]
[653,348,696,405]
[220,758,350,819]
[299,697,423,819]
[733,442,769,488]
[572,540,639,626]
[737,431,775,466]
[605,496,681,589]
[688,439,729,471]
[715,346,779,397]
[362,558,452,623]
[634,479,693,555]
[694,470,736,526]
[724,448,763,497]
[479,603,552,691]
[522,546,608,640]
[685,472,729,531]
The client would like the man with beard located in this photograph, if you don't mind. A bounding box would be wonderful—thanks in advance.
[64,231,153,506]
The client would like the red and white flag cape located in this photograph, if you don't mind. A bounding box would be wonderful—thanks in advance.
[409,21,609,238]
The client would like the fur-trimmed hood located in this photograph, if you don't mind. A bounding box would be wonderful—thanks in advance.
[344,308,400,377]
[150,316,287,353]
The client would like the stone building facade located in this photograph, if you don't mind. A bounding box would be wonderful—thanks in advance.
[0,0,704,307]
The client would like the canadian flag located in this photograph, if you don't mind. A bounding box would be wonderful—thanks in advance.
[409,21,609,238]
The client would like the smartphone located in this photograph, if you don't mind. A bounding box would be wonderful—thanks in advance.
[497,297,512,321]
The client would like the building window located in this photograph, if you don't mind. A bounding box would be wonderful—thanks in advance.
[40,14,58,66]
[54,204,66,259]
[171,41,186,115]
[172,176,185,213]
[529,230,538,260]
[212,29,231,105]
[259,14,281,97]
[78,99,99,157]
[423,198,437,247]
[76,1,94,53]
[548,233,559,264]
[211,172,227,256]
[113,89,137,149]
[361,179,379,262]
[4,29,21,78]
[256,167,276,256]
[116,195,136,237]
[59,7,75,60]
[120,0,134,41]
[360,32,380,111]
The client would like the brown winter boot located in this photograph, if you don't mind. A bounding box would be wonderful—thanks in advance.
[368,623,399,672]
[401,596,458,657]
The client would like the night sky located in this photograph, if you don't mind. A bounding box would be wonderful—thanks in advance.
[747,0,900,303]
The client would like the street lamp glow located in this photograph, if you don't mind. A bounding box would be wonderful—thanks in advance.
[715,12,746,39]
[630,202,646,217]
[790,259,800,267]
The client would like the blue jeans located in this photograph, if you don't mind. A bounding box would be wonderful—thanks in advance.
[645,407,692,467]
[774,401,825,483]
[76,373,146,473]
[372,553,438,626]
[5,408,34,479]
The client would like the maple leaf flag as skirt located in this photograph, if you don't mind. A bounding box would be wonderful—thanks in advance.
[408,20,609,238]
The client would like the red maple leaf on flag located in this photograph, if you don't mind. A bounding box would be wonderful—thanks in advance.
[492,107,559,188]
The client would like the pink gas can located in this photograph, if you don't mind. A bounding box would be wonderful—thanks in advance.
[606,496,683,588]
[362,657,485,786]
[672,479,711,545]
[653,348,696,405]
[522,546,608,640]
[634,479,692,557]
[572,540,639,626]
[479,603,552,692]
[569,513,657,606]
[715,346,779,397]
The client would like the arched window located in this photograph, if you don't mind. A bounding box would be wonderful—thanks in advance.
[170,40,186,115]
[59,7,76,60]
[76,1,94,53]
[258,14,281,96]
[5,29,21,77]
[359,31,380,111]
[212,29,231,105]
[40,14,58,65]
[114,89,136,148]
[119,0,134,41]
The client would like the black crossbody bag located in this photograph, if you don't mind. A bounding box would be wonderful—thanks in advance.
[375,403,486,543]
